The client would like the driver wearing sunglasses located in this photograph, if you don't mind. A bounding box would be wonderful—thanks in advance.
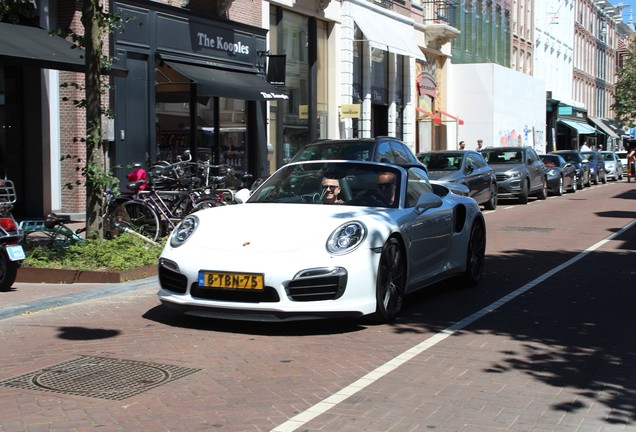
[321,177,344,204]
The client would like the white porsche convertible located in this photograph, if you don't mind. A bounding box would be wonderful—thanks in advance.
[157,160,486,323]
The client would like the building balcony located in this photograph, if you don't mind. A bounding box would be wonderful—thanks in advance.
[422,0,457,25]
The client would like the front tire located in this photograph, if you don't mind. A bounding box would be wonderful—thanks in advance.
[462,222,486,286]
[536,178,548,200]
[373,238,406,323]
[483,184,497,210]
[555,176,564,196]
[0,250,19,292]
[518,179,529,204]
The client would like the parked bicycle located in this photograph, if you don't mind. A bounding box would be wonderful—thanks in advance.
[104,168,228,242]
[19,213,84,250]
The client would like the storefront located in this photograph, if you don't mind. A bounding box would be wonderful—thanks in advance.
[556,104,596,150]
[339,0,422,150]
[0,20,125,216]
[113,0,287,185]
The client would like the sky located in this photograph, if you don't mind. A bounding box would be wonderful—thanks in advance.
[614,0,636,24]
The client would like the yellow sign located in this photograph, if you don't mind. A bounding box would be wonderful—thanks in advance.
[340,104,361,119]
[299,105,308,119]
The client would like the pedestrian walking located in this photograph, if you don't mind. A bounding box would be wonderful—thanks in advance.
[459,141,466,150]
[476,139,484,152]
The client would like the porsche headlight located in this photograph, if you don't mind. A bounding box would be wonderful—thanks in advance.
[326,221,366,255]
[170,215,199,247]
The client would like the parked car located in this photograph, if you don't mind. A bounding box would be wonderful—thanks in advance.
[551,150,590,189]
[289,137,421,166]
[480,146,547,204]
[417,150,497,210]
[580,151,607,185]
[157,160,486,323]
[616,150,628,174]
[538,154,577,195]
[600,151,623,181]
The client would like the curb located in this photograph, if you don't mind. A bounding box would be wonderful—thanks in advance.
[0,276,158,321]
[16,265,158,284]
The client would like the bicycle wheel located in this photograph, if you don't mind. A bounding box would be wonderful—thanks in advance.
[113,200,161,242]
[22,229,72,250]
[103,197,130,240]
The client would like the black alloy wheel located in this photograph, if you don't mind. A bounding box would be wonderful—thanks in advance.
[462,222,486,286]
[373,238,406,323]
[483,183,497,210]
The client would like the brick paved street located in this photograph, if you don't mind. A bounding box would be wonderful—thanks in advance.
[0,182,634,432]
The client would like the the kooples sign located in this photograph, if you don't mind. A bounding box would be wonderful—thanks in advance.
[197,32,250,55]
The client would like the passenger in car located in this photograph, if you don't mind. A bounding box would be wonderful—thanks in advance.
[377,171,397,205]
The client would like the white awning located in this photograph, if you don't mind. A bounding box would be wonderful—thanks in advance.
[350,3,424,60]
[588,117,620,139]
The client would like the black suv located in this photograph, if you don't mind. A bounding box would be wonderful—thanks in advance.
[289,137,421,166]
[480,146,547,204]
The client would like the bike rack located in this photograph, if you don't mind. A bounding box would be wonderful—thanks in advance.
[0,180,17,211]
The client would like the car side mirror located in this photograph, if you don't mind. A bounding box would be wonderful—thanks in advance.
[234,188,251,204]
[414,192,444,215]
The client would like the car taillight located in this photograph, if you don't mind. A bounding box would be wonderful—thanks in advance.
[0,217,18,232]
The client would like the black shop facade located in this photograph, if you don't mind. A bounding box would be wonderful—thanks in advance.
[112,1,286,185]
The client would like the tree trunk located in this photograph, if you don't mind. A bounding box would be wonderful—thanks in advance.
[81,0,104,240]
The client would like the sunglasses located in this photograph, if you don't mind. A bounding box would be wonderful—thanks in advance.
[377,182,393,190]
[323,185,339,191]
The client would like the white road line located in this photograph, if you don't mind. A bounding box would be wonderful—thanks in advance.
[270,220,636,432]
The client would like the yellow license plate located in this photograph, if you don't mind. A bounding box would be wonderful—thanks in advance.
[198,271,264,290]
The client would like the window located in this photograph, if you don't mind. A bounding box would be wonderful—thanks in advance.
[406,167,433,207]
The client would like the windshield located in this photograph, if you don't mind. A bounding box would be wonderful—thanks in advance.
[601,153,614,161]
[481,150,524,164]
[418,153,462,171]
[581,152,597,162]
[248,162,403,208]
[556,152,581,163]
[291,142,373,162]
[540,155,559,167]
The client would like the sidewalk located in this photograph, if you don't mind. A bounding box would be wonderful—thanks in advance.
[0,276,158,321]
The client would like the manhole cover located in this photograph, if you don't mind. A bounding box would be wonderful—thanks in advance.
[500,226,554,233]
[0,356,200,400]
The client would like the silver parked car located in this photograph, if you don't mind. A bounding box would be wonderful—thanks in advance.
[480,146,548,204]
[416,150,497,210]
[600,151,623,181]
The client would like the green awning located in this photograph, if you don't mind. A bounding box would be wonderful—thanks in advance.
[558,119,596,135]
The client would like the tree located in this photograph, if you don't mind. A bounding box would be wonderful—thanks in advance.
[60,0,122,240]
[82,0,108,239]
[612,38,636,127]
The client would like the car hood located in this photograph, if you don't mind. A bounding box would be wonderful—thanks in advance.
[426,170,461,181]
[186,203,387,253]
[488,163,525,174]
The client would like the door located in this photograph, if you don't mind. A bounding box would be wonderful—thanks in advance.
[114,52,151,187]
